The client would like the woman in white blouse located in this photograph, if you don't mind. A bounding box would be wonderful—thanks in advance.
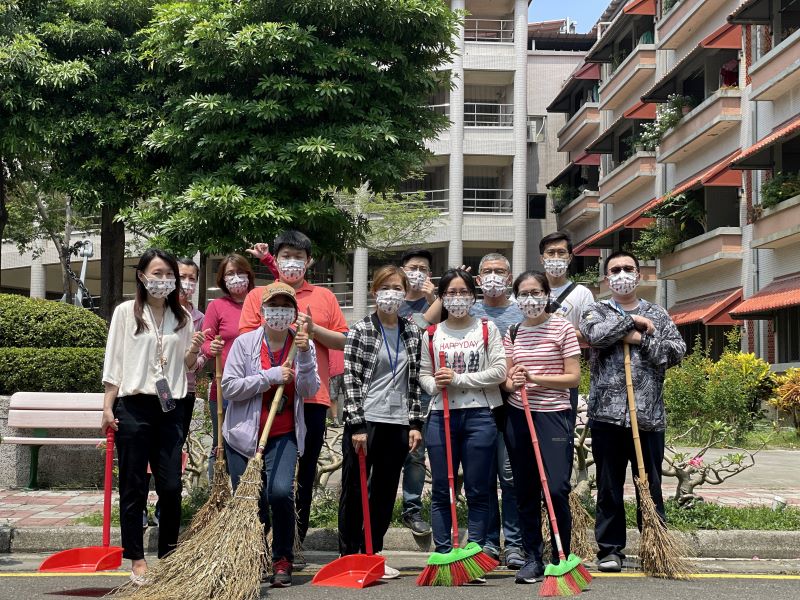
[101,248,208,583]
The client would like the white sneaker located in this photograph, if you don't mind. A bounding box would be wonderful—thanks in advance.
[382,564,400,579]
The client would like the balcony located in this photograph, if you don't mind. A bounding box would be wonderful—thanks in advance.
[463,188,513,213]
[658,89,742,163]
[659,227,743,280]
[463,127,514,155]
[752,193,800,249]
[557,103,600,153]
[465,103,513,127]
[656,0,730,50]
[556,190,600,230]
[400,189,449,213]
[598,152,657,205]
[599,45,656,112]
[750,28,800,101]
[464,19,514,43]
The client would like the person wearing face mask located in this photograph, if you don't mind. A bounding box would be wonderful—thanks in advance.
[222,282,319,588]
[419,269,507,582]
[579,251,685,573]
[101,249,209,584]
[501,271,581,584]
[339,266,423,579]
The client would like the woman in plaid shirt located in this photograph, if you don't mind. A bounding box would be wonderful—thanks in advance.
[340,265,424,579]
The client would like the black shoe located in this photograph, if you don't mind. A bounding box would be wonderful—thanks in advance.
[503,547,526,570]
[597,554,622,572]
[515,559,544,584]
[402,513,431,536]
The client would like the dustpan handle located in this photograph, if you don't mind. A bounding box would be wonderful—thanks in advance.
[103,428,114,548]
[358,449,374,555]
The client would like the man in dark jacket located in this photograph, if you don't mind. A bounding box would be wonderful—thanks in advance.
[579,250,685,573]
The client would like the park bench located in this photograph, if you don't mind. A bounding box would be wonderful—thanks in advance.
[2,391,105,489]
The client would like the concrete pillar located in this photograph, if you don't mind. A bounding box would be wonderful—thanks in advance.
[333,260,348,300]
[352,248,369,321]
[512,0,529,276]
[30,248,47,299]
[448,0,465,268]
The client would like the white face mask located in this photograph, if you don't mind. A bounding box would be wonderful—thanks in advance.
[180,279,196,297]
[543,258,569,278]
[442,296,474,318]
[376,289,405,314]
[261,306,296,332]
[519,296,547,318]
[480,273,507,298]
[405,269,427,291]
[142,276,175,299]
[278,258,306,283]
[607,271,639,295]
[224,274,249,295]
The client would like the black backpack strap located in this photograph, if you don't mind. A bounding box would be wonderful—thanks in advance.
[547,281,577,313]
[509,322,520,344]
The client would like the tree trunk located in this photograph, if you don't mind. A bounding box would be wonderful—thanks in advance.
[100,204,125,321]
[62,200,73,303]
[0,160,8,278]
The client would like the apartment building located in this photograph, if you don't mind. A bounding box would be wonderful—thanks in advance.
[548,0,800,367]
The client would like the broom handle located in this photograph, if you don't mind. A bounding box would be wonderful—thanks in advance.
[358,449,374,556]
[623,342,648,485]
[215,338,225,460]
[102,428,114,548]
[255,342,298,457]
[439,351,460,549]
[520,386,566,561]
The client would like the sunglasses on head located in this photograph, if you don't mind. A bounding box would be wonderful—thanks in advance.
[608,266,637,274]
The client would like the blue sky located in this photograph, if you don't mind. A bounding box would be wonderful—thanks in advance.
[529,0,609,33]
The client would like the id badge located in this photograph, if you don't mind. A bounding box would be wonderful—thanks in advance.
[387,390,404,409]
[155,377,176,412]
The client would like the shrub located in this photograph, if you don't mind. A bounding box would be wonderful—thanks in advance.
[664,338,712,429]
[0,348,105,394]
[0,294,107,348]
[761,171,800,209]
[770,368,800,435]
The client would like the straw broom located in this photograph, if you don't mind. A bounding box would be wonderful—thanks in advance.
[542,491,594,563]
[115,344,298,600]
[623,342,690,579]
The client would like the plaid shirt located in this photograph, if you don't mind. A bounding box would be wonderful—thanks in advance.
[343,312,423,433]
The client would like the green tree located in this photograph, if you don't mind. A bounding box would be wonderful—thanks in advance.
[124,0,457,259]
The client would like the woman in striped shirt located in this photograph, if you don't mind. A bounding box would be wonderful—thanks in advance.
[501,271,581,584]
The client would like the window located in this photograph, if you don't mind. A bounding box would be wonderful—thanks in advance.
[678,324,733,361]
[527,116,546,143]
[776,306,800,363]
[527,193,547,219]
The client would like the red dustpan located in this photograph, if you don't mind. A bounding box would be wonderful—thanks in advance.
[312,448,385,588]
[39,428,123,572]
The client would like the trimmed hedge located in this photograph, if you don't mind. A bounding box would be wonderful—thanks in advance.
[0,294,108,348]
[0,348,105,394]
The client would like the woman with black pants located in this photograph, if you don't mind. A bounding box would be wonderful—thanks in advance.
[101,249,208,584]
[340,265,423,579]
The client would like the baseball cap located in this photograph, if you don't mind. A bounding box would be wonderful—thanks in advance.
[261,282,298,310]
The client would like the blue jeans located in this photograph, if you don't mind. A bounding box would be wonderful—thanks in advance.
[225,433,297,561]
[402,392,430,517]
[485,433,523,551]
[427,407,497,553]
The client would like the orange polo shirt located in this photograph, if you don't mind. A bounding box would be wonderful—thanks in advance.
[239,280,348,407]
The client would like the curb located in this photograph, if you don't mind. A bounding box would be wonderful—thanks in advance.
[4,527,800,559]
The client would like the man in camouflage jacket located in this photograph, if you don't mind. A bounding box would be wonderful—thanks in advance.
[579,251,685,572]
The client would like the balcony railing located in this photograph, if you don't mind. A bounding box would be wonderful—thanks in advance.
[429,103,450,116]
[464,19,514,43]
[400,189,449,212]
[465,103,514,127]
[464,188,513,213]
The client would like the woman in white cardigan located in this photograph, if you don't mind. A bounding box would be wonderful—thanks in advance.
[419,268,507,567]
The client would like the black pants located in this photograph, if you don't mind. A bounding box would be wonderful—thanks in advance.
[114,394,184,560]
[338,422,409,555]
[181,392,195,445]
[296,403,328,542]
[504,407,572,564]
[590,421,666,561]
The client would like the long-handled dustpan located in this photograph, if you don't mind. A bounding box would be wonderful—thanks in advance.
[312,448,385,588]
[39,428,123,572]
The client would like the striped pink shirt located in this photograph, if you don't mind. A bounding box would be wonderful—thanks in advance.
[503,315,581,412]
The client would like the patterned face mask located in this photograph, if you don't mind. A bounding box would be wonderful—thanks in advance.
[261,306,296,332]
[442,296,474,318]
[278,259,306,283]
[224,274,249,294]
[607,271,639,295]
[543,258,569,278]
[519,296,547,318]
[480,273,507,298]
[376,290,405,314]
[142,276,175,299]
[180,279,196,297]
[405,269,427,291]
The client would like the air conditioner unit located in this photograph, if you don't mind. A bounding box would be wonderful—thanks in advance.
[527,116,546,143]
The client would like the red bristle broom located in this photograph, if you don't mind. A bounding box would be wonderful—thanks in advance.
[416,352,499,586]
[519,386,592,596]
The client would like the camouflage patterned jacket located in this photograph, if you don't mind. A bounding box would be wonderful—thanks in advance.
[579,299,685,431]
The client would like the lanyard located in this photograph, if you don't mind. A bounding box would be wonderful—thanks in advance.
[377,321,402,382]
[266,334,292,367]
[608,298,642,318]
[146,305,167,375]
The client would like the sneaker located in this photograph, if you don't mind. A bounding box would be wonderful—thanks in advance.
[270,558,293,588]
[597,554,622,573]
[465,577,486,585]
[382,564,400,580]
[401,512,431,536]
[483,545,500,563]
[515,559,544,584]
[503,547,526,570]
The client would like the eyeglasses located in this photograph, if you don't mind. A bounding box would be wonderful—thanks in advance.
[608,266,638,274]
[517,291,547,299]
[404,265,430,274]
[480,268,509,276]
[443,290,472,298]
[543,250,570,258]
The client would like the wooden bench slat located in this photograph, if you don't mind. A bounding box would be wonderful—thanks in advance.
[8,409,102,429]
[2,437,105,445]
[9,392,105,411]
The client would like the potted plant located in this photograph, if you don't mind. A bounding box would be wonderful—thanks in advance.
[761,171,800,209]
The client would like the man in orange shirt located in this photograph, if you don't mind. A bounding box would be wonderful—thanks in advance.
[240,230,348,557]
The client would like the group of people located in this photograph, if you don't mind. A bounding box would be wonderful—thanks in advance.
[100,229,686,588]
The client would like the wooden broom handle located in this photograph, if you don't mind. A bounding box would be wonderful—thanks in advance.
[255,342,298,457]
[215,337,224,458]
[623,342,648,484]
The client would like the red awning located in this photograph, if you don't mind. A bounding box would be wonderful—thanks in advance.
[573,203,656,254]
[701,23,742,49]
[701,154,742,186]
[670,289,743,326]
[574,62,601,80]
[730,274,800,319]
[573,152,601,166]
[574,247,601,257]
[731,114,800,170]
[624,0,656,16]
[623,101,657,120]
